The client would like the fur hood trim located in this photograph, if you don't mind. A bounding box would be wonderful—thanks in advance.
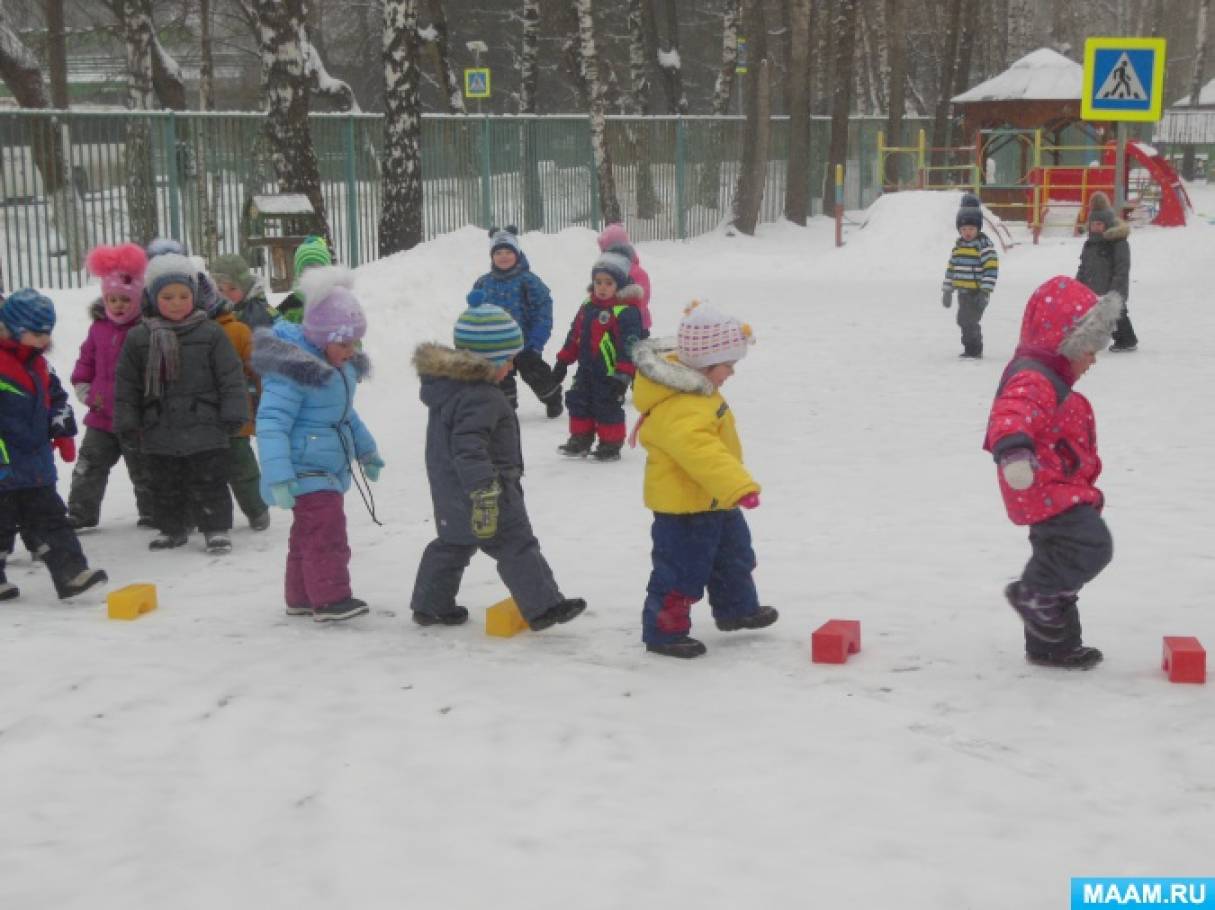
[583,283,645,303]
[252,324,371,388]
[1059,290,1123,359]
[1094,219,1130,242]
[413,342,498,383]
[88,299,106,322]
[634,339,715,396]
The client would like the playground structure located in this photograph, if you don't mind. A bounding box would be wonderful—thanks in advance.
[877,128,1192,240]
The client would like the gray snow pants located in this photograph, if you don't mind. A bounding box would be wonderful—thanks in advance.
[956,290,989,355]
[1021,504,1113,595]
[410,518,562,622]
[68,426,154,525]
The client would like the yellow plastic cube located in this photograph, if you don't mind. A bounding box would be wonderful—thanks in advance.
[485,597,527,637]
[107,583,158,621]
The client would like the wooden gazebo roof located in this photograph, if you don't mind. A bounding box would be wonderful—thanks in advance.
[951,49,1093,137]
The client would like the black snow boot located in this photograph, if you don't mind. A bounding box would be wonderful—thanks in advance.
[57,567,109,600]
[0,560,18,601]
[1026,645,1104,670]
[1004,581,1069,644]
[716,605,779,632]
[646,636,708,659]
[1025,596,1101,669]
[204,531,232,554]
[412,606,470,626]
[313,597,369,623]
[591,441,623,462]
[541,389,564,419]
[528,598,587,631]
[558,433,594,457]
[149,532,188,550]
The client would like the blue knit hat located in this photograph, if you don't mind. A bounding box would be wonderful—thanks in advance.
[0,289,56,337]
[488,226,522,257]
[454,293,524,365]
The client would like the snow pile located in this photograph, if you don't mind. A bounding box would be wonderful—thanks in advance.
[953,47,1082,103]
[3,187,1214,909]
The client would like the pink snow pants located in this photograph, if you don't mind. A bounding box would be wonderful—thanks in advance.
[285,491,351,608]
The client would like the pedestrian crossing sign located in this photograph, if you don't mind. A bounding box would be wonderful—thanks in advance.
[464,68,491,100]
[1082,37,1166,122]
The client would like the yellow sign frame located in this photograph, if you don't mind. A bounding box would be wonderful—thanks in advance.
[1081,37,1167,122]
[464,67,491,100]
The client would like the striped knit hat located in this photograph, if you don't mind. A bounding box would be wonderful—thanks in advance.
[676,301,754,369]
[453,291,524,365]
[294,236,332,278]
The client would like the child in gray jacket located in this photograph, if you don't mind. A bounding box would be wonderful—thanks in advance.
[409,296,585,631]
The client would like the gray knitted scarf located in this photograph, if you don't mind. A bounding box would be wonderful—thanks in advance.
[144,310,207,398]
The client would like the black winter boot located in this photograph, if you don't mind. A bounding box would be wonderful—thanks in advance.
[591,441,623,462]
[57,567,109,600]
[0,559,18,601]
[204,531,232,554]
[412,606,470,626]
[558,433,594,457]
[313,597,369,622]
[1004,581,1069,644]
[1024,597,1102,669]
[647,636,708,659]
[528,598,587,631]
[716,605,779,631]
[149,532,188,550]
[541,389,564,419]
[1027,646,1104,670]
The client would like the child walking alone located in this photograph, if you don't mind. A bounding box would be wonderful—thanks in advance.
[631,303,778,658]
[984,276,1122,670]
[253,267,383,622]
[1076,191,1135,352]
[409,301,585,631]
[114,252,248,553]
[552,251,644,461]
[0,290,108,600]
[68,243,155,529]
[942,193,999,358]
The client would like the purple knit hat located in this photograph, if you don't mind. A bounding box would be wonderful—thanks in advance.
[300,266,367,347]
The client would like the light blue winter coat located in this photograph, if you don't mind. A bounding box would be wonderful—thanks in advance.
[251,321,376,505]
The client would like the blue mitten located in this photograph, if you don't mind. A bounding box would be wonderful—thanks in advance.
[362,452,385,482]
[270,482,297,510]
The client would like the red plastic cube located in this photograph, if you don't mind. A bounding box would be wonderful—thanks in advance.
[1162,636,1206,684]
[811,619,862,664]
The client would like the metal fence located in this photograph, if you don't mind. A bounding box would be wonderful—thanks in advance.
[0,109,930,289]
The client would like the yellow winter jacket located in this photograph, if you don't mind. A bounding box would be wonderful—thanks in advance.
[632,342,759,514]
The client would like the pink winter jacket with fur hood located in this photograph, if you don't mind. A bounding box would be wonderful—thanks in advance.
[71,300,141,433]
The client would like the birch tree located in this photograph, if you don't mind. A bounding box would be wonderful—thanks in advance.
[199,0,218,258]
[520,0,543,230]
[573,0,622,225]
[930,0,962,168]
[380,0,424,253]
[256,0,332,246]
[822,0,857,215]
[47,0,68,108]
[648,0,689,114]
[731,0,770,235]
[426,0,466,113]
[627,0,659,219]
[884,0,908,186]
[123,0,158,247]
[783,0,812,224]
[1182,0,1210,179]
[698,0,740,208]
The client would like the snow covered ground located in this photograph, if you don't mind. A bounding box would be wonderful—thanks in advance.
[2,187,1213,910]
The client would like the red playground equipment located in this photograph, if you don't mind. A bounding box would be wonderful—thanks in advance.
[1028,139,1193,230]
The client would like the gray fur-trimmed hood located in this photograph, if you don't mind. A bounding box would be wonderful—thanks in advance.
[633,338,716,397]
[252,324,371,388]
[413,342,499,383]
[1088,219,1130,242]
[1059,290,1123,359]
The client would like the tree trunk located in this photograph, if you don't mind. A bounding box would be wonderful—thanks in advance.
[699,0,740,208]
[380,0,423,254]
[197,0,218,258]
[1007,0,1035,61]
[427,0,466,113]
[0,3,88,269]
[930,0,961,169]
[124,0,159,247]
[732,58,771,235]
[200,0,215,110]
[520,0,543,230]
[651,0,689,114]
[257,0,332,247]
[950,7,973,151]
[627,0,659,219]
[47,0,69,108]
[731,0,770,235]
[783,0,811,224]
[822,0,857,214]
[884,0,907,187]
[573,0,622,225]
[992,0,1009,68]
[151,36,187,110]
[1182,0,1211,180]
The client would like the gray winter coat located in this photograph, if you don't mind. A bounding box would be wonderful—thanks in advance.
[1076,219,1130,302]
[114,318,249,456]
[414,343,528,545]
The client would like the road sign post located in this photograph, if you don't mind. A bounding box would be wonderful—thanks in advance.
[1081,37,1167,211]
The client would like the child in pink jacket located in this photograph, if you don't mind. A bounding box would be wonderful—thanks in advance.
[597,223,652,335]
[68,244,154,529]
[984,276,1121,671]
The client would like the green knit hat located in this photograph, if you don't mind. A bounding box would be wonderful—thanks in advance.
[293,236,332,279]
[210,253,256,293]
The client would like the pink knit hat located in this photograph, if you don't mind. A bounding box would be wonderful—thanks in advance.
[676,301,754,369]
[597,223,631,253]
[86,243,147,318]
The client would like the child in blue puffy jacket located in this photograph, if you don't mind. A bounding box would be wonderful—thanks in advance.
[253,267,384,623]
[471,226,563,418]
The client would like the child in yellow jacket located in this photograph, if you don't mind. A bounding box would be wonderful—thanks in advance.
[631,303,778,658]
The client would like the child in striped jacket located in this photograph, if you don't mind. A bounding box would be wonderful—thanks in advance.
[941,193,999,358]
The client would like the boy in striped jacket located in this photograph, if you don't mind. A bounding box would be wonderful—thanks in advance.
[942,193,999,358]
